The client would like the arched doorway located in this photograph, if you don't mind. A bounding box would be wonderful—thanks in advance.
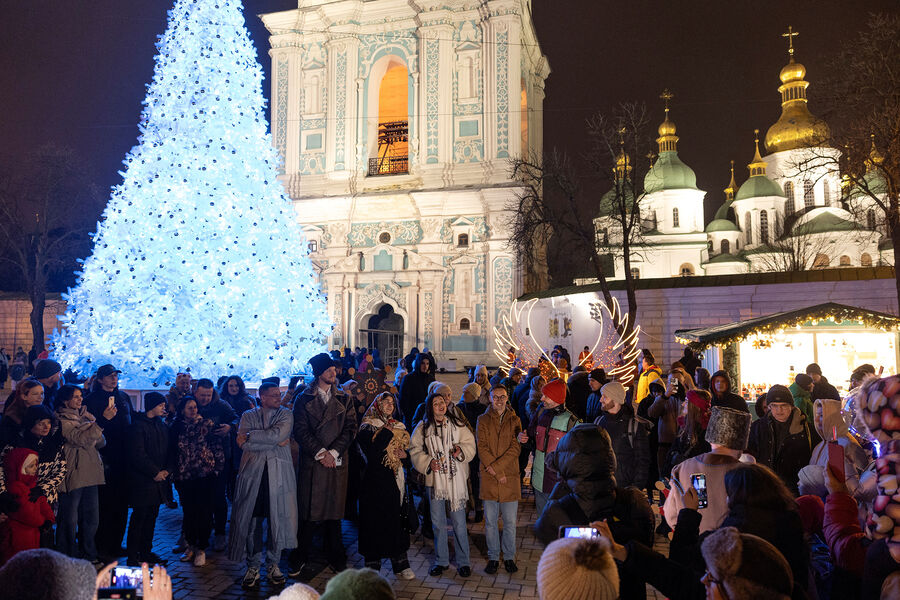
[359,303,405,369]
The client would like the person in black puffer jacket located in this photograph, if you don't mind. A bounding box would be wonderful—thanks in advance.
[535,423,655,600]
[747,385,811,496]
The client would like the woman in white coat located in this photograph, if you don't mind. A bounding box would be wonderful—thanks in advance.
[410,391,476,578]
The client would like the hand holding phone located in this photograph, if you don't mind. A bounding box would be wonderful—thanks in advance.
[690,473,708,509]
[827,441,846,481]
[558,526,599,539]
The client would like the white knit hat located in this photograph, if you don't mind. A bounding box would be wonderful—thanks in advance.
[537,537,619,600]
[268,582,320,600]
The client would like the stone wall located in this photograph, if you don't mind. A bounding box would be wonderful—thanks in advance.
[0,294,66,354]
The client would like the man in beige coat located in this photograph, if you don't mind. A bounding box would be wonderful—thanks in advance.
[476,384,523,575]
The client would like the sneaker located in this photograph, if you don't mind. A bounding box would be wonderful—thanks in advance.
[179,548,195,562]
[242,567,260,589]
[396,568,415,580]
[268,565,286,586]
[193,550,206,567]
[213,534,227,552]
[485,560,499,575]
[504,560,518,574]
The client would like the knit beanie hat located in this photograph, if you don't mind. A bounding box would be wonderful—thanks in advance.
[537,536,619,600]
[589,368,607,384]
[319,567,395,600]
[0,548,97,600]
[705,406,751,450]
[144,392,167,412]
[33,359,61,380]
[428,381,451,397]
[766,384,794,405]
[308,353,335,378]
[508,367,523,379]
[600,381,626,406]
[541,378,567,406]
[462,382,482,403]
[700,527,793,600]
[794,373,814,389]
[795,494,825,534]
[268,582,320,600]
[22,405,55,431]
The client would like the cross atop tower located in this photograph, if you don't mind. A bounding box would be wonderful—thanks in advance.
[782,26,798,58]
[660,88,674,114]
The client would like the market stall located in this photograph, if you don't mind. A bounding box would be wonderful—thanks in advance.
[675,303,900,401]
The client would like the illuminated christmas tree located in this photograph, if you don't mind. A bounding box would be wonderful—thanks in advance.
[51,0,330,387]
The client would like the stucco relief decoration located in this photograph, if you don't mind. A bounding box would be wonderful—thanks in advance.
[439,217,489,243]
[348,221,422,247]
[425,37,440,163]
[494,297,640,383]
[275,56,289,172]
[359,283,407,314]
[358,30,418,77]
[332,293,343,346]
[334,48,348,169]
[424,291,434,348]
[495,26,510,159]
[492,256,513,323]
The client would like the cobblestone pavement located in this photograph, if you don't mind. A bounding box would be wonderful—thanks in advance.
[133,486,667,600]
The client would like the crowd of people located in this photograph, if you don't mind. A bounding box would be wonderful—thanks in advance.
[0,344,898,599]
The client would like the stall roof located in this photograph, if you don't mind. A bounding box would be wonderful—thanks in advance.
[674,302,900,351]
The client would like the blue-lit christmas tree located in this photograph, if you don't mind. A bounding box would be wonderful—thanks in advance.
[51,0,331,387]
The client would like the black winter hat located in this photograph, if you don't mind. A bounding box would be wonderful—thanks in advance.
[794,373,814,389]
[589,368,607,384]
[22,405,55,431]
[144,392,166,412]
[33,359,61,380]
[308,353,334,378]
[767,384,794,405]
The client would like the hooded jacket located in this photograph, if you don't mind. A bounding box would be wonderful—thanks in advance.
[55,406,106,493]
[471,365,491,405]
[747,406,812,495]
[802,399,869,497]
[397,354,435,428]
[0,448,55,563]
[709,371,749,413]
[635,364,662,406]
[534,424,654,549]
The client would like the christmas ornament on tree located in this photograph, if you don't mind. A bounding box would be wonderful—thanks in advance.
[51,0,331,387]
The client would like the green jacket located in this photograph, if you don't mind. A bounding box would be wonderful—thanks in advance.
[788,382,814,424]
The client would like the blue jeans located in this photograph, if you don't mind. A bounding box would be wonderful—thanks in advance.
[534,489,549,517]
[483,500,517,561]
[247,517,280,570]
[56,485,100,560]
[428,495,470,568]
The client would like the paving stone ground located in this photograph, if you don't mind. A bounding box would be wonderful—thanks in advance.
[132,485,667,600]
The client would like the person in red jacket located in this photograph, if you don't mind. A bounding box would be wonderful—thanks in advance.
[0,448,54,564]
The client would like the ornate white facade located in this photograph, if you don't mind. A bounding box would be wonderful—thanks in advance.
[261,0,549,366]
[592,43,888,282]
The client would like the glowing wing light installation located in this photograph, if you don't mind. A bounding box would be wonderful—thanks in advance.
[493,297,641,385]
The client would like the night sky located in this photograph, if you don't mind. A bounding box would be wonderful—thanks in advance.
[2,1,898,284]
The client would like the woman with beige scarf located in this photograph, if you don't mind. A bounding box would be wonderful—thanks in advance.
[357,392,415,580]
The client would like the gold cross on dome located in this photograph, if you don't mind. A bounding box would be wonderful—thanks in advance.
[782,26,798,57]
[660,88,674,110]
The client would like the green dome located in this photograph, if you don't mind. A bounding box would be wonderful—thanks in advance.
[735,175,785,201]
[598,185,636,217]
[643,151,698,194]
[851,171,888,198]
[705,218,740,233]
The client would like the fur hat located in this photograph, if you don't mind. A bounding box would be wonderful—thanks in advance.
[537,536,619,600]
[700,527,793,600]
[308,353,335,378]
[600,381,626,406]
[268,583,320,600]
[542,378,567,406]
[319,567,395,600]
[0,548,97,600]
[705,406,751,450]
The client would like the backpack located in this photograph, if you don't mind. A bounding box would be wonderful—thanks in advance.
[625,415,652,449]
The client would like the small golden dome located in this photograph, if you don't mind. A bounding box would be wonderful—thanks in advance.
[658,115,676,137]
[780,60,806,84]
[869,135,885,168]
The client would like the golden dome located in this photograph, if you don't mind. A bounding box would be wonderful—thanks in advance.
[779,60,806,84]
[868,134,885,170]
[658,115,677,137]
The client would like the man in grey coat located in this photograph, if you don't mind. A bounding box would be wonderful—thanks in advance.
[229,381,297,590]
[288,353,358,578]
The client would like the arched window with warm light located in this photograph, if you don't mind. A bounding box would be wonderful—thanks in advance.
[630,267,640,280]
[672,207,680,228]
[759,211,769,245]
[457,233,469,247]
[804,180,814,208]
[784,181,795,215]
[367,56,409,176]
[745,213,752,245]
[679,263,695,277]
[861,253,873,267]
[459,318,470,331]
[813,253,830,269]
[721,239,730,255]
[839,255,851,267]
